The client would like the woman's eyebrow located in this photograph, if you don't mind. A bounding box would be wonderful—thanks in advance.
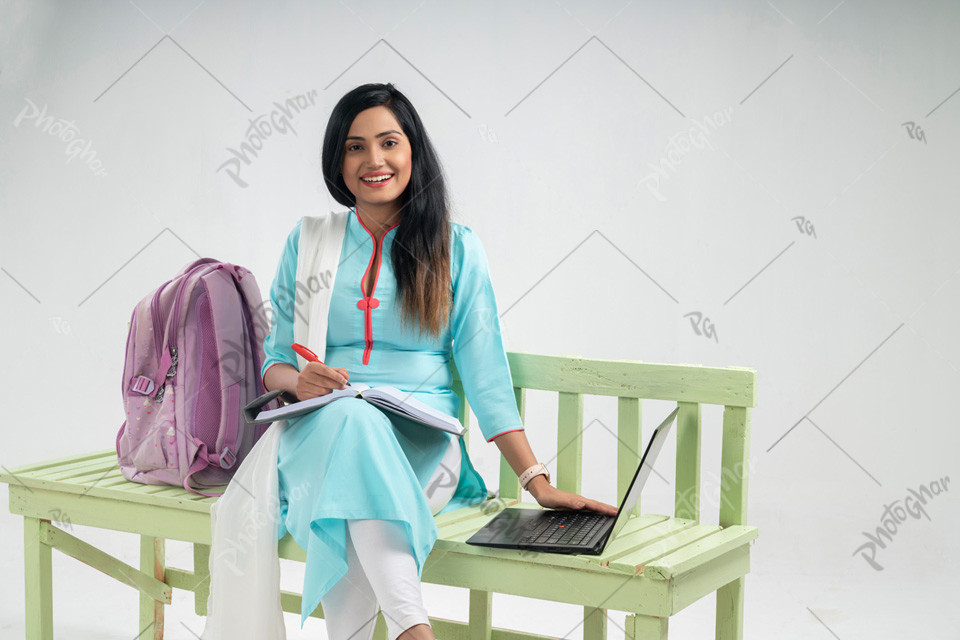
[345,130,403,141]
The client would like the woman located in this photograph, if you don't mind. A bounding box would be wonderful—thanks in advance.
[260,83,617,640]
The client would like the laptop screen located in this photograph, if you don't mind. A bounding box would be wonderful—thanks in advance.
[607,407,678,541]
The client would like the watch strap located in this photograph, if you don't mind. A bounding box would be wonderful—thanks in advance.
[518,462,549,490]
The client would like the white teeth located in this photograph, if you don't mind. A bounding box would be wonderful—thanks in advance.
[361,174,393,183]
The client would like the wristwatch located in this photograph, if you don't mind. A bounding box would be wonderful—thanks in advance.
[518,462,550,491]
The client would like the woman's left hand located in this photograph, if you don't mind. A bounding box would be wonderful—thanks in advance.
[528,479,618,516]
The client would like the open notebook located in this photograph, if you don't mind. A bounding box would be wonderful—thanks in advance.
[242,383,465,437]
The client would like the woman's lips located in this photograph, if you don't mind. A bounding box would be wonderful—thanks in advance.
[360,174,394,188]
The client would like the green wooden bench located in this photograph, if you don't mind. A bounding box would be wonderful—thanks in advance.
[1,352,757,639]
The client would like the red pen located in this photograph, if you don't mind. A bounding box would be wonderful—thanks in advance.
[291,343,322,364]
[292,343,349,386]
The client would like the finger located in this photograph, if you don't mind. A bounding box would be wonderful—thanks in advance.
[298,370,341,397]
[575,496,618,516]
[327,366,349,386]
[592,500,619,516]
[298,376,332,396]
[299,382,334,400]
[304,364,347,389]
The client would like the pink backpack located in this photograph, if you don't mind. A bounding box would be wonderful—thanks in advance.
[115,258,279,496]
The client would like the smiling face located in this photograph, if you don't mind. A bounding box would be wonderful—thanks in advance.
[341,106,413,221]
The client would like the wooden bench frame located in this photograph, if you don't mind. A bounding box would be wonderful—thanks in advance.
[2,351,757,639]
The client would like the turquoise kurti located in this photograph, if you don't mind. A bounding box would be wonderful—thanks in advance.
[261,208,525,627]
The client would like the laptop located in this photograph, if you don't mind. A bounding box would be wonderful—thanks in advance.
[466,407,678,555]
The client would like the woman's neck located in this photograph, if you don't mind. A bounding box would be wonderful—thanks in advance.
[356,204,401,243]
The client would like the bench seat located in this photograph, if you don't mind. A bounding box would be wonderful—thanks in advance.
[3,448,756,639]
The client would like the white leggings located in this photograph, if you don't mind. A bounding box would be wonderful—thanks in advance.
[320,436,460,640]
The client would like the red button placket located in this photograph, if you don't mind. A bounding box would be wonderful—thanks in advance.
[356,213,400,365]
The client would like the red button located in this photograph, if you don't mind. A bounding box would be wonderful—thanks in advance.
[357,297,380,310]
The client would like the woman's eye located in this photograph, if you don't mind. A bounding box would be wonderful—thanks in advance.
[346,140,396,151]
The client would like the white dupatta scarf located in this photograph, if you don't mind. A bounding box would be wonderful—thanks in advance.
[201,211,349,639]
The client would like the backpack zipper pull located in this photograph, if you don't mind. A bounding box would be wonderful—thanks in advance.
[154,346,179,402]
[167,346,179,376]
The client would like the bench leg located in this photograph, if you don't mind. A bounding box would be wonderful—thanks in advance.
[193,543,210,616]
[24,517,53,640]
[470,589,492,640]
[139,535,165,639]
[583,606,607,640]
[372,611,389,640]
[626,613,668,639]
[715,576,744,640]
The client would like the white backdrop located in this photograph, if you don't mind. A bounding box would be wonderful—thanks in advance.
[1,1,958,638]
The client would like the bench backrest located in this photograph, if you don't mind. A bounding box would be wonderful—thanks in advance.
[451,352,757,527]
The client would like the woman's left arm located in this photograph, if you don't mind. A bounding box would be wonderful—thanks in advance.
[449,227,616,516]
[492,430,618,515]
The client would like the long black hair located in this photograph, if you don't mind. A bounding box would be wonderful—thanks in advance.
[321,83,451,338]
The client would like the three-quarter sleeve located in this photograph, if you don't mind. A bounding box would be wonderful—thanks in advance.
[261,219,302,380]
[449,226,525,442]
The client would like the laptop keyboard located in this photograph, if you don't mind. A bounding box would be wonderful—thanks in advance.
[519,512,607,546]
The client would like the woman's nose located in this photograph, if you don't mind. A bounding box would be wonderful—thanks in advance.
[366,146,384,166]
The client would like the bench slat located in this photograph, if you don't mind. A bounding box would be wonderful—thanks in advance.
[97,476,142,489]
[617,397,642,516]
[720,406,751,527]
[643,525,757,580]
[7,476,215,512]
[449,353,757,406]
[122,484,198,496]
[674,402,702,521]
[2,449,114,477]
[594,517,696,565]
[6,451,115,482]
[556,392,583,496]
[606,523,723,575]
[434,499,518,528]
[502,353,757,407]
[54,474,127,496]
[438,503,543,540]
[430,537,626,576]
[39,462,123,485]
[109,480,219,501]
[435,512,684,576]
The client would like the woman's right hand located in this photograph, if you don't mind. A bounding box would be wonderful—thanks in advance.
[296,362,350,401]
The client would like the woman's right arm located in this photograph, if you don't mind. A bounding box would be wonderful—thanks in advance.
[263,363,301,400]
[260,220,302,400]
[264,361,349,402]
